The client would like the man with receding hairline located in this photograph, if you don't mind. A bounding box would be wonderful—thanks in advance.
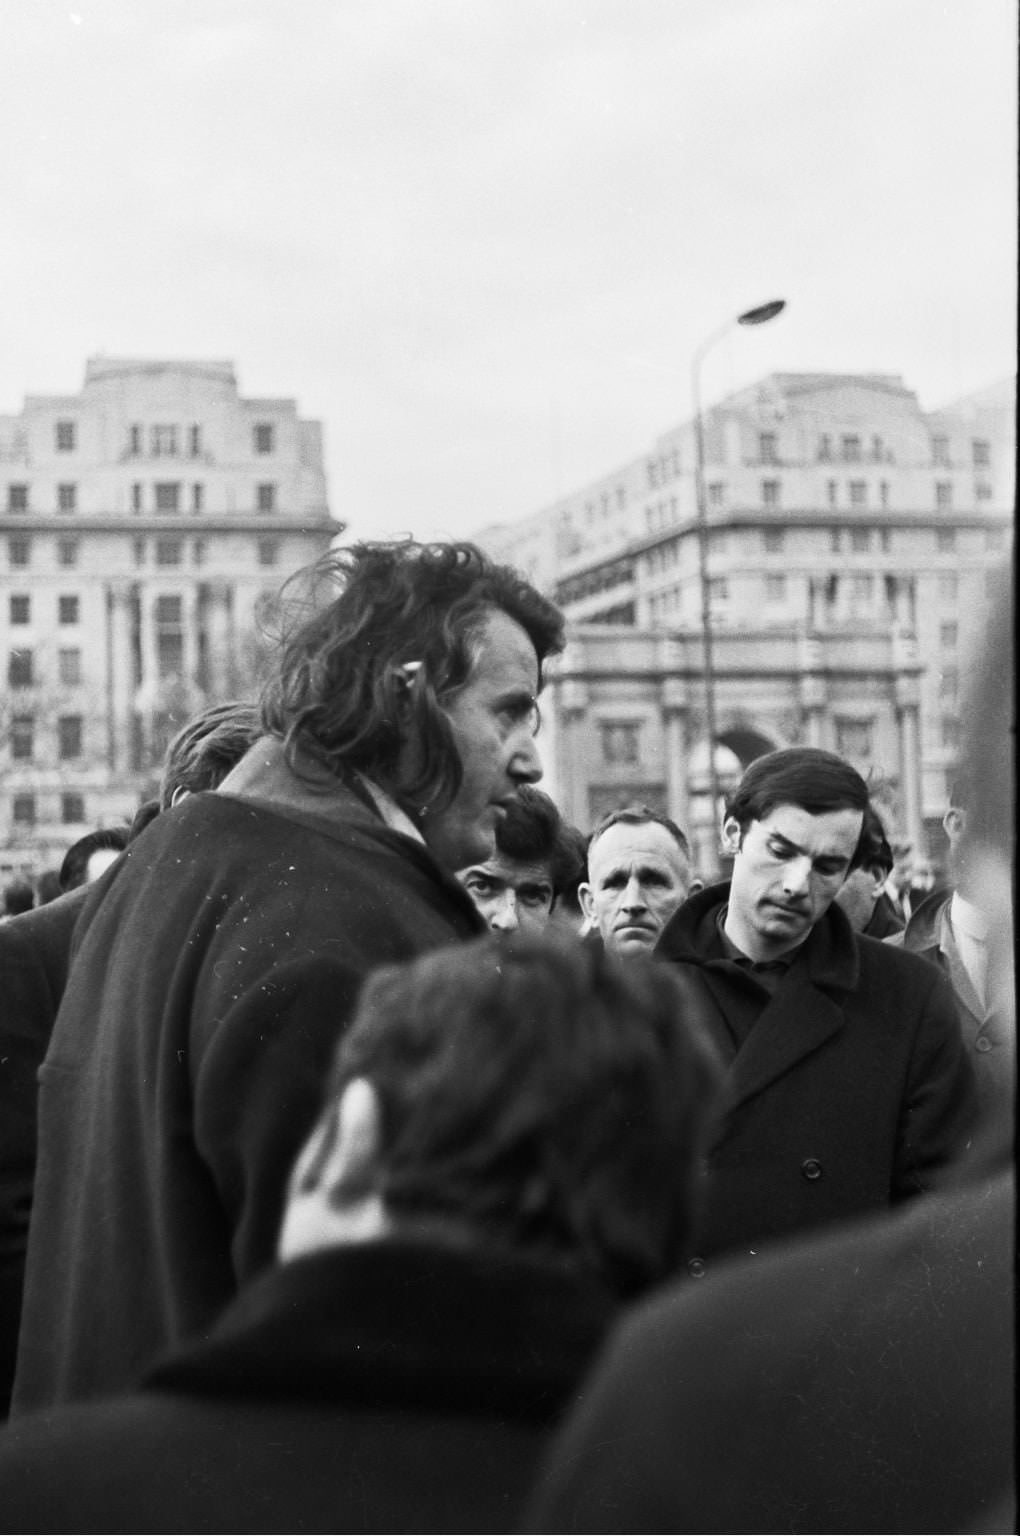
[581,806,699,958]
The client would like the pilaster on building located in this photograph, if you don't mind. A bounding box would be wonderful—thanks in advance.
[476,372,1014,866]
[1,358,342,876]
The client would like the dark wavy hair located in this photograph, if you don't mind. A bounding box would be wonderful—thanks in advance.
[495,786,582,902]
[159,700,263,809]
[303,935,723,1299]
[726,747,869,861]
[855,802,895,877]
[261,541,564,812]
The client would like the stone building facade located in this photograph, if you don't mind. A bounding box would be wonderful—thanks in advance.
[1,358,340,877]
[476,372,1013,863]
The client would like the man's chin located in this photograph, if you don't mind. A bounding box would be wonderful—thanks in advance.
[608,929,656,958]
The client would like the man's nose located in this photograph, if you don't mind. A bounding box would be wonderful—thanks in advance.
[621,877,647,911]
[489,891,520,933]
[509,728,542,784]
[781,857,812,897]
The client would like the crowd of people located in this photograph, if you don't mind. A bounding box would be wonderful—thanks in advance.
[0,538,1012,1533]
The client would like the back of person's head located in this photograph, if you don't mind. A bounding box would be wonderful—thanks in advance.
[726,748,869,842]
[2,878,34,916]
[550,820,589,920]
[282,935,721,1298]
[260,541,564,814]
[855,801,894,878]
[58,825,130,893]
[588,804,692,863]
[495,787,580,904]
[159,700,263,809]
[33,869,63,906]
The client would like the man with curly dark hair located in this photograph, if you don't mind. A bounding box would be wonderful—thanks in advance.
[12,541,564,1417]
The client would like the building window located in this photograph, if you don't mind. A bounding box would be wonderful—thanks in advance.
[941,716,961,752]
[7,484,29,512]
[11,715,34,761]
[818,434,832,462]
[133,537,146,566]
[939,667,958,703]
[150,425,178,457]
[870,435,884,462]
[850,528,871,552]
[836,719,873,760]
[708,576,728,603]
[707,481,725,507]
[132,482,144,513]
[849,481,867,507]
[8,536,30,566]
[8,649,33,687]
[128,424,142,456]
[57,483,77,512]
[62,792,85,824]
[827,480,838,507]
[939,573,959,602]
[834,718,871,760]
[763,527,784,554]
[155,595,184,680]
[879,481,890,509]
[9,594,30,624]
[972,438,990,468]
[841,435,861,463]
[55,419,76,452]
[761,479,780,508]
[256,483,276,513]
[765,575,787,604]
[155,482,181,513]
[600,721,640,765]
[12,794,35,826]
[191,483,204,513]
[976,481,994,500]
[986,527,1005,551]
[58,647,82,685]
[193,538,206,565]
[189,424,202,457]
[931,435,951,467]
[58,594,80,624]
[155,595,182,623]
[258,537,280,567]
[851,574,873,603]
[759,432,779,464]
[829,528,842,553]
[940,621,958,649]
[254,422,275,454]
[58,538,79,567]
[155,538,182,566]
[880,528,892,552]
[936,526,956,553]
[58,715,83,760]
[935,482,953,511]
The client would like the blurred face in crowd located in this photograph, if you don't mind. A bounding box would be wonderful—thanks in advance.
[724,803,862,962]
[457,853,555,936]
[834,863,887,932]
[417,610,543,871]
[581,820,694,957]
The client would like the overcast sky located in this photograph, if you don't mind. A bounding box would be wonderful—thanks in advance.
[4,0,1016,543]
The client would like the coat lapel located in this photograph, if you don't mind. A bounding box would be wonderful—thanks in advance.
[725,964,846,1110]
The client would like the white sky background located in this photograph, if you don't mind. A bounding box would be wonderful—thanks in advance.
[3,0,1016,544]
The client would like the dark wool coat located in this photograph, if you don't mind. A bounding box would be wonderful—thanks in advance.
[0,884,90,1416]
[655,883,976,1268]
[11,752,483,1416]
[526,1167,1015,1535]
[0,1237,616,1535]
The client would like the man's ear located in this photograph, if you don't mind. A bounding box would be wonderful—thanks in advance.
[943,806,967,844]
[721,815,742,856]
[278,1078,386,1261]
[688,877,705,897]
[578,881,596,924]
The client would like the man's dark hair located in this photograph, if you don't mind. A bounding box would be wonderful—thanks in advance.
[588,805,692,863]
[855,802,895,877]
[261,541,564,814]
[310,935,721,1299]
[159,700,263,809]
[494,787,580,902]
[551,821,590,914]
[59,826,131,893]
[3,878,34,916]
[726,748,869,855]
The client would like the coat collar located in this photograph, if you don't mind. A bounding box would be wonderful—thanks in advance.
[658,883,860,1109]
[144,1237,616,1421]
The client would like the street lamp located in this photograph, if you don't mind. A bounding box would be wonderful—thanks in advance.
[693,298,786,878]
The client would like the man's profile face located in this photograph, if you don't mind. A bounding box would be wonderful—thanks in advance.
[581,820,693,957]
[724,802,862,961]
[457,852,555,936]
[417,609,543,871]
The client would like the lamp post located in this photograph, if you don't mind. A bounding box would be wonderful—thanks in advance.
[693,298,786,877]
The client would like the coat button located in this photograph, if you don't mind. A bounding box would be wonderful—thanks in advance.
[801,1157,824,1181]
[975,1036,993,1052]
[688,1257,706,1279]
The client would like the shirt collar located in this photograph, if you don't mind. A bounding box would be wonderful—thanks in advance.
[949,890,989,942]
[352,772,426,846]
